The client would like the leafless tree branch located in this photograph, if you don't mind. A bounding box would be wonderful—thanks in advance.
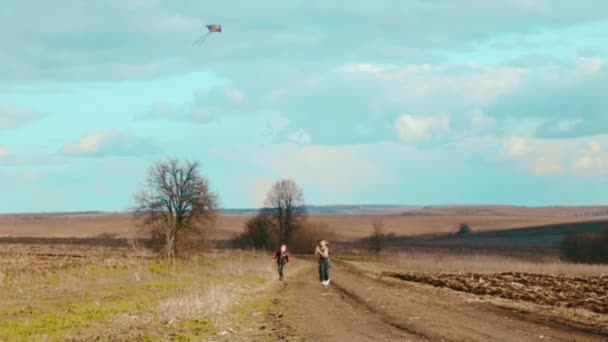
[133,158,218,258]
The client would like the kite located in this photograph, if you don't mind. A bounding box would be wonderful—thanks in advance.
[192,25,222,46]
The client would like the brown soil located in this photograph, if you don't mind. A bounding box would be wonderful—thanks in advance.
[380,271,608,315]
[266,259,608,341]
[0,212,594,241]
[0,243,142,277]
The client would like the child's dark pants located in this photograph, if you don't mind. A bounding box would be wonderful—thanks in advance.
[319,257,330,282]
[278,263,285,280]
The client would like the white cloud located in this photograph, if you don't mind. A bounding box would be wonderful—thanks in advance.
[531,156,563,176]
[339,63,384,74]
[224,140,483,206]
[383,65,524,107]
[504,136,563,175]
[0,148,7,158]
[395,114,450,142]
[62,130,158,157]
[470,110,494,128]
[554,118,583,133]
[224,88,245,103]
[288,130,311,144]
[503,136,608,176]
[63,132,108,155]
[142,102,177,120]
[573,141,608,175]
[504,136,531,157]
[245,178,275,207]
[576,56,605,75]
[256,143,386,193]
[0,104,43,129]
[4,2,608,85]
[357,124,370,136]
[22,171,40,182]
[265,112,290,137]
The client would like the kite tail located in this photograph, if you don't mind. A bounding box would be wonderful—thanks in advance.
[192,32,212,46]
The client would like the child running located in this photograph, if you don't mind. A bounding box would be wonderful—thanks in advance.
[272,244,290,281]
[314,240,330,286]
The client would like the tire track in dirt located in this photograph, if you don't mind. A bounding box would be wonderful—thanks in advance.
[267,261,424,341]
[330,281,430,339]
[271,259,606,342]
[333,259,606,341]
[336,259,608,339]
[267,282,303,341]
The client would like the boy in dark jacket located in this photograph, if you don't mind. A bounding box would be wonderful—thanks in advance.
[272,244,290,281]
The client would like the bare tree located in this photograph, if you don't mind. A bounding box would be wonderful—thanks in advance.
[238,214,277,250]
[263,179,306,244]
[369,217,385,253]
[133,159,218,259]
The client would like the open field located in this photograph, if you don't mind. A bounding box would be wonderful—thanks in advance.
[1,208,608,340]
[342,252,608,314]
[0,244,309,341]
[1,243,607,341]
[0,213,250,241]
[2,205,607,242]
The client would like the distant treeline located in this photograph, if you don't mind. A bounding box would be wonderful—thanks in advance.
[561,229,608,263]
[574,210,608,217]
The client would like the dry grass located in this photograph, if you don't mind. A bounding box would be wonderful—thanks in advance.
[0,212,251,240]
[0,212,597,241]
[0,244,294,341]
[154,252,277,324]
[346,250,608,275]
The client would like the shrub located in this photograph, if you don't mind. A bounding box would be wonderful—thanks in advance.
[457,223,472,236]
[232,215,278,251]
[233,214,336,254]
[561,228,608,263]
[290,221,336,254]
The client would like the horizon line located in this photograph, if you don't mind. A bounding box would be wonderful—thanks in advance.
[2,203,608,215]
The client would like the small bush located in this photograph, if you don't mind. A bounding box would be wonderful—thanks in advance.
[233,214,334,254]
[561,228,608,263]
[290,221,336,254]
[232,215,277,251]
[457,223,472,236]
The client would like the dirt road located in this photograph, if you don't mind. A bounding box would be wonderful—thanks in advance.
[266,260,607,342]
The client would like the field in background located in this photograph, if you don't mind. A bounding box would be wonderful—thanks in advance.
[2,205,607,242]
[1,206,608,340]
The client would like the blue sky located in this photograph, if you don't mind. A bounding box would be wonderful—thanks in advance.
[1,0,608,212]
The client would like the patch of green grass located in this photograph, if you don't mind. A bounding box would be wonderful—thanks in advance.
[172,318,216,340]
[45,273,61,286]
[67,263,133,279]
[108,279,192,293]
[0,304,35,318]
[124,334,164,342]
[0,297,146,339]
[0,278,192,340]
[171,333,193,342]
[235,293,273,318]
[148,260,186,276]
[0,251,282,340]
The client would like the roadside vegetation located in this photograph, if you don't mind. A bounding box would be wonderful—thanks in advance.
[561,228,608,263]
[0,244,306,341]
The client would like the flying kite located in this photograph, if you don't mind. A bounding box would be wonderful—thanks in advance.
[192,25,222,46]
